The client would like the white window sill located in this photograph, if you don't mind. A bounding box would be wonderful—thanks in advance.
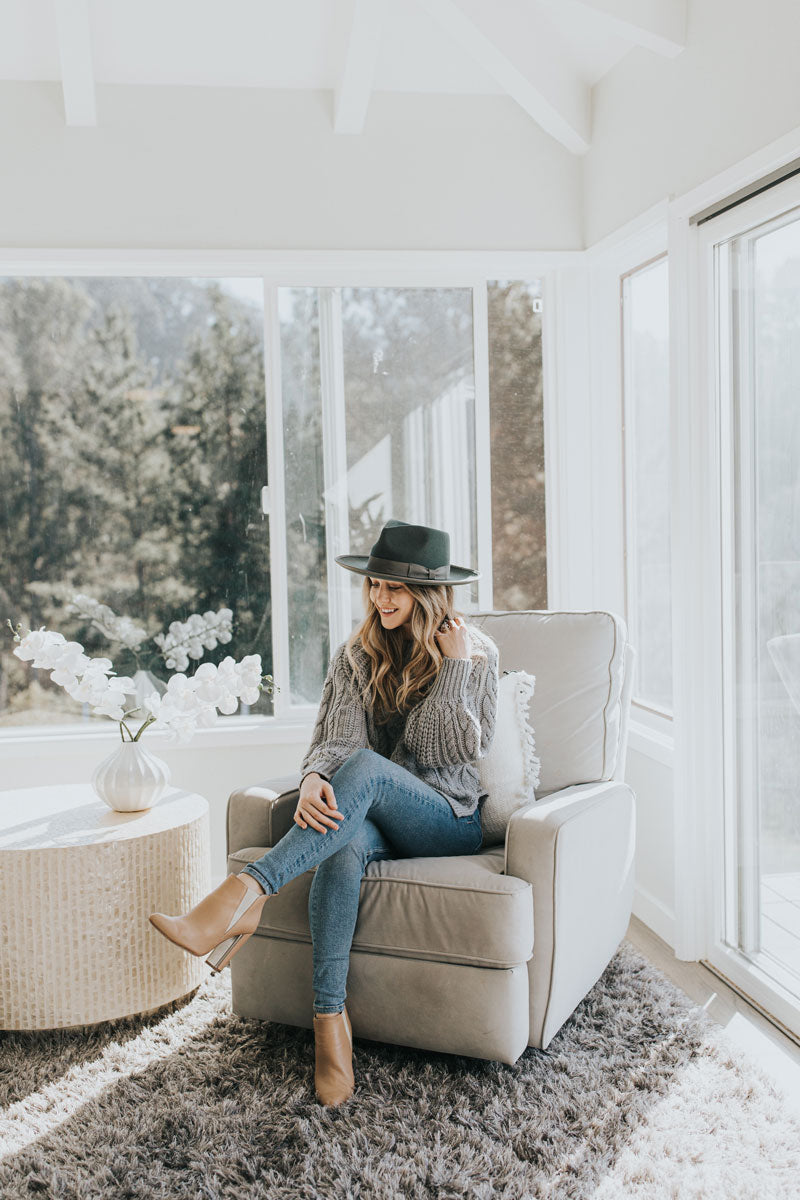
[627,718,674,766]
[0,715,317,758]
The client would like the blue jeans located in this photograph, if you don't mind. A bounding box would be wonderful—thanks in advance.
[241,747,484,1015]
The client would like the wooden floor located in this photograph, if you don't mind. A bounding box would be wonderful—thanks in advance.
[627,913,800,1122]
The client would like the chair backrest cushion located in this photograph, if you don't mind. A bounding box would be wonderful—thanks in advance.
[471,610,629,795]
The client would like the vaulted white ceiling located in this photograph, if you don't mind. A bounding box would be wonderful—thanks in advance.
[0,0,687,150]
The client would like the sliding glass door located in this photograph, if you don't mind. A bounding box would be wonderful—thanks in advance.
[699,179,800,1034]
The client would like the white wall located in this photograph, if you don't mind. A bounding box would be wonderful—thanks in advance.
[626,745,675,944]
[584,0,800,246]
[0,82,582,251]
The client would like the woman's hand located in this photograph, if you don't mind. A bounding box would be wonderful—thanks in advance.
[295,773,344,834]
[434,615,472,660]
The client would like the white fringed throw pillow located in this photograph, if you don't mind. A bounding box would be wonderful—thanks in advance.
[478,669,540,846]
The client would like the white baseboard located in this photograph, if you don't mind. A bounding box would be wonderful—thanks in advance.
[633,885,676,949]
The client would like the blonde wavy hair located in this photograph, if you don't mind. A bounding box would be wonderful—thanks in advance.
[341,575,486,726]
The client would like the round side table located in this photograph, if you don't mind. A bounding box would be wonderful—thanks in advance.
[0,783,211,1031]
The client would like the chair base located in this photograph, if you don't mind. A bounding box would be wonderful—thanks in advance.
[229,931,531,1066]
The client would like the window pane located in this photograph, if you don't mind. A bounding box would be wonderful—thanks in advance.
[0,276,272,729]
[280,286,329,704]
[487,280,546,609]
[278,282,551,710]
[622,257,672,710]
[753,221,800,963]
[721,215,800,992]
[340,287,478,615]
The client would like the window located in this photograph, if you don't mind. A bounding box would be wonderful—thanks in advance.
[487,280,546,610]
[1,271,546,733]
[0,275,271,729]
[621,255,672,712]
[279,286,326,707]
[718,207,800,1000]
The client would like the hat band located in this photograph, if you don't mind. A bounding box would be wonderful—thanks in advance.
[367,555,450,581]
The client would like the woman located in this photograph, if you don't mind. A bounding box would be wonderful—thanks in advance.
[149,519,499,1107]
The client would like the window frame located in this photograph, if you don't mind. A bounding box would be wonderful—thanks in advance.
[584,209,672,740]
[0,249,562,744]
[691,176,800,1040]
[620,249,672,720]
[669,126,800,979]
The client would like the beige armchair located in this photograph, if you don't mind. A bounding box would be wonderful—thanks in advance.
[225,609,636,1063]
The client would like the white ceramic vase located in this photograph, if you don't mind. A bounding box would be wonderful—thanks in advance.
[92,741,171,812]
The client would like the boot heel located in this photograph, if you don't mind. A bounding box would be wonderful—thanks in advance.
[206,933,248,973]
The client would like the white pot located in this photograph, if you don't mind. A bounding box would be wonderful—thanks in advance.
[92,741,171,812]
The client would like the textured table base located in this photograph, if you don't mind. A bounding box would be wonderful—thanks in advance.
[0,791,211,1030]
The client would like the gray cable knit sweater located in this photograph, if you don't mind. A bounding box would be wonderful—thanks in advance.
[299,625,500,818]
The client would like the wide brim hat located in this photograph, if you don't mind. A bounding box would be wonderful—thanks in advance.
[335,519,480,586]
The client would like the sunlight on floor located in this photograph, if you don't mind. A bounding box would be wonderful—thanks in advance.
[721,1010,800,1125]
[587,1035,800,1199]
[0,986,223,1159]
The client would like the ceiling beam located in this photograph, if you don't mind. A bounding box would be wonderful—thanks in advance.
[417,0,590,154]
[53,0,97,126]
[334,0,389,134]
[569,0,687,57]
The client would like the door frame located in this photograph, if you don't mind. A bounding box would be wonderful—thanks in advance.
[675,170,800,1040]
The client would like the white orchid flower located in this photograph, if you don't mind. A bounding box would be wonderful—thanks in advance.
[239,654,262,672]
[14,629,68,668]
[192,662,218,680]
[10,615,275,744]
[142,691,163,717]
[111,676,137,693]
[68,673,113,704]
[50,652,95,691]
[153,607,235,669]
[194,705,219,729]
[93,694,127,720]
[164,673,192,696]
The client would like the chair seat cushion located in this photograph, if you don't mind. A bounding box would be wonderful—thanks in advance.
[227,846,534,970]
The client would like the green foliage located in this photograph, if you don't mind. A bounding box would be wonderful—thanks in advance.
[487,282,546,610]
[0,277,272,723]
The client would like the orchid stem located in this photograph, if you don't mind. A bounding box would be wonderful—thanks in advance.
[133,715,156,742]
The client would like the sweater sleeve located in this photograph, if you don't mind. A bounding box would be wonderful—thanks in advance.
[299,644,369,782]
[402,635,499,768]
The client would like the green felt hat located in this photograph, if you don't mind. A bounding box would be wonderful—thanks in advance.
[335,519,480,586]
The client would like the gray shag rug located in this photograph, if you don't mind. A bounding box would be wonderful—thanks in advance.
[2,940,799,1199]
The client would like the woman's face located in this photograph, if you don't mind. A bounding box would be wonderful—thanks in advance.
[369,577,415,634]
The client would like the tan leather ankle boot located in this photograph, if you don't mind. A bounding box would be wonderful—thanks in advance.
[149,871,272,973]
[313,1006,354,1106]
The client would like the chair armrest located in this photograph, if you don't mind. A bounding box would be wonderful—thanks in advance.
[505,779,636,1049]
[226,775,300,858]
